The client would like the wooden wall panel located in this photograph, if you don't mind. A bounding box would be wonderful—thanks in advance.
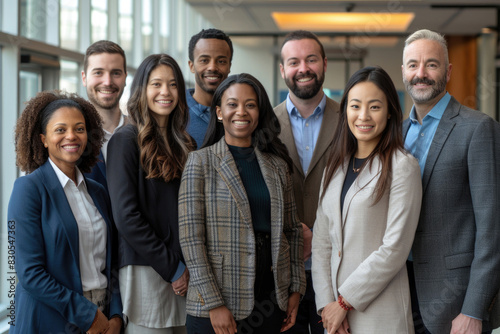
[446,36,477,110]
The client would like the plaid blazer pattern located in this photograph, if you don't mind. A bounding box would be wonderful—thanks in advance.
[178,138,306,320]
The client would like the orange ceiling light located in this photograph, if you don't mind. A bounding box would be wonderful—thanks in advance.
[272,12,415,32]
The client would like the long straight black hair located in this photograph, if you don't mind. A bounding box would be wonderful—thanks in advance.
[321,66,404,204]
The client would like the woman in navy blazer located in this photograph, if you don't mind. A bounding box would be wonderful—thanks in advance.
[8,91,122,334]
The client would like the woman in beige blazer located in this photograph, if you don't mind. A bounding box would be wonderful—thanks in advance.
[311,66,422,334]
[179,73,306,334]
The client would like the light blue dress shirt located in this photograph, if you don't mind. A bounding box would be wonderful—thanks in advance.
[404,92,451,177]
[286,93,326,271]
[285,93,326,175]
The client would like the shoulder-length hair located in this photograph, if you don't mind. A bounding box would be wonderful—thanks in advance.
[202,73,292,171]
[321,66,404,204]
[127,54,194,182]
[15,90,104,173]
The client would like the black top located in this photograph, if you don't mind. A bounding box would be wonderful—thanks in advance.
[106,124,183,282]
[228,144,271,233]
[341,157,367,213]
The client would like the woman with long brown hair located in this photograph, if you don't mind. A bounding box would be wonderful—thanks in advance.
[107,54,195,333]
[311,66,422,334]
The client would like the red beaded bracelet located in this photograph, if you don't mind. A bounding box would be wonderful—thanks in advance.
[338,295,354,311]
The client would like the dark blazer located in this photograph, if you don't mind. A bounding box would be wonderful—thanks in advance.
[8,161,122,333]
[106,124,184,282]
[274,97,340,228]
[85,150,108,192]
[403,96,500,333]
[178,138,306,319]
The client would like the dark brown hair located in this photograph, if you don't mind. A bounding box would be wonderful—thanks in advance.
[280,30,326,64]
[15,90,104,173]
[84,40,127,73]
[127,54,194,182]
[321,66,404,204]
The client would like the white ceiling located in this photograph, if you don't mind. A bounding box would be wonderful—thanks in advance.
[185,0,500,63]
[186,1,499,42]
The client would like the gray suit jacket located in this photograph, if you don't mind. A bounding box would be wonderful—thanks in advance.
[274,97,340,228]
[178,138,306,319]
[403,96,500,333]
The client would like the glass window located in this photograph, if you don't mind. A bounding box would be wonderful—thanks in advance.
[160,0,170,52]
[142,0,152,56]
[59,60,79,94]
[21,0,47,42]
[60,0,79,50]
[19,70,41,114]
[91,0,108,43]
[118,0,133,56]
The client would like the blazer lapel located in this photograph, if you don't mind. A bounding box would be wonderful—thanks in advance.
[308,98,337,176]
[212,139,253,228]
[422,98,459,193]
[97,150,106,178]
[39,162,80,265]
[275,102,304,177]
[255,150,283,250]
[343,157,381,224]
[86,180,113,272]
[323,164,346,255]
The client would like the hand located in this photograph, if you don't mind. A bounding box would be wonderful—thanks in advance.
[107,317,123,334]
[337,317,350,334]
[171,267,189,297]
[321,301,348,334]
[450,313,482,334]
[209,305,237,334]
[281,292,301,332]
[86,309,109,334]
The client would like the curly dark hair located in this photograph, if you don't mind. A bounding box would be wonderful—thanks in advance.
[15,90,104,173]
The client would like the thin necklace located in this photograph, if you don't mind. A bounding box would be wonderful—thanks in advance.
[352,157,362,173]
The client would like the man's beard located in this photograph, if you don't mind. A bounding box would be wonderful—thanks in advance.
[285,71,325,100]
[195,70,224,95]
[87,86,123,110]
[404,72,447,104]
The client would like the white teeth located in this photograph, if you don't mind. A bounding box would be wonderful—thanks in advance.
[297,78,312,82]
[233,121,249,125]
[157,100,172,104]
[206,76,218,80]
[357,126,373,129]
[64,145,79,149]
[99,90,114,94]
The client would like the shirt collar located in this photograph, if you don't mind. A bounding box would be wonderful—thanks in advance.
[186,88,210,116]
[103,113,125,139]
[409,92,451,123]
[285,93,327,119]
[49,158,85,188]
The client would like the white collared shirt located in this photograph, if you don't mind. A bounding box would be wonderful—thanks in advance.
[102,113,125,162]
[49,159,108,291]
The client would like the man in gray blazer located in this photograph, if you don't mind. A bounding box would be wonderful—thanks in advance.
[274,30,340,334]
[402,29,500,334]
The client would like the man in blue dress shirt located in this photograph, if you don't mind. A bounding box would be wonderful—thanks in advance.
[187,29,233,148]
[274,30,340,334]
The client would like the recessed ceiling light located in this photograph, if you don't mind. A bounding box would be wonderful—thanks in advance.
[272,12,415,32]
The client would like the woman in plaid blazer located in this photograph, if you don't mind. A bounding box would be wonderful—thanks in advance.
[179,73,306,334]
